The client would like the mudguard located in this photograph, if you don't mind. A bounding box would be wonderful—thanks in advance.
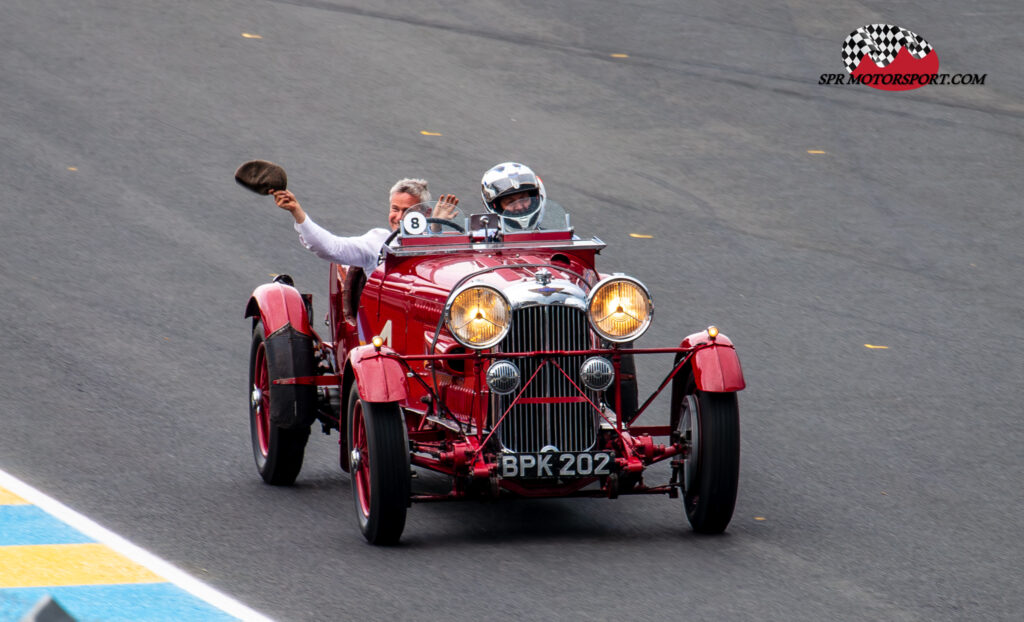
[264,326,317,428]
[246,280,317,429]
[245,280,313,337]
[349,344,409,403]
[679,330,746,393]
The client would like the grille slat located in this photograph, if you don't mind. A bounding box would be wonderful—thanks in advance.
[496,305,597,453]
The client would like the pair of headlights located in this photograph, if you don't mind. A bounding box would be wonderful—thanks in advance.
[445,276,653,349]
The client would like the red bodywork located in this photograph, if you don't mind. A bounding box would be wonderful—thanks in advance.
[348,345,408,403]
[681,331,746,393]
[256,226,744,501]
[245,281,313,337]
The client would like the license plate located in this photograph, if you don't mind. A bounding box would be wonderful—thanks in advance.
[499,452,613,478]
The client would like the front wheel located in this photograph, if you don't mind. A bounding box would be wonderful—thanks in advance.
[249,321,309,485]
[677,390,740,534]
[347,386,410,544]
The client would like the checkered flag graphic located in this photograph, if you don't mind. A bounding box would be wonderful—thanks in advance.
[841,24,934,73]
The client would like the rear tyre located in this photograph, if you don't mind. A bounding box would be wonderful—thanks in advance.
[347,386,410,544]
[679,389,739,534]
[249,321,309,485]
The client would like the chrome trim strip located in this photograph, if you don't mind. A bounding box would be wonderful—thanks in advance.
[387,238,607,258]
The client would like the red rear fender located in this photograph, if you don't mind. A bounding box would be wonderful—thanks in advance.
[245,282,313,337]
[349,345,409,403]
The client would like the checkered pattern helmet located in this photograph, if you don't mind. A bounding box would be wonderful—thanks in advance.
[842,24,933,73]
[480,162,546,229]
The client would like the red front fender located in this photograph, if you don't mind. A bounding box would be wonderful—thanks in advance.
[245,281,312,337]
[349,345,409,403]
[680,330,746,392]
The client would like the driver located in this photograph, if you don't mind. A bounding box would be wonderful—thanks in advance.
[273,179,460,274]
[480,162,546,229]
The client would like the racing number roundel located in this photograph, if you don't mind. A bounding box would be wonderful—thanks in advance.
[402,210,427,235]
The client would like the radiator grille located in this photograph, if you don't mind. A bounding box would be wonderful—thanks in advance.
[495,305,598,452]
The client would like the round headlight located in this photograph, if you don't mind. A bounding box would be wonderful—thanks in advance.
[446,285,511,349]
[586,276,653,343]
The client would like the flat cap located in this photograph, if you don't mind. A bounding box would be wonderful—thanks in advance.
[234,160,288,194]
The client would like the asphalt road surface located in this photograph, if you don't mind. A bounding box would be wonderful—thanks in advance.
[3,1,1022,620]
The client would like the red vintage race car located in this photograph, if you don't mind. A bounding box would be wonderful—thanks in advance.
[245,202,745,544]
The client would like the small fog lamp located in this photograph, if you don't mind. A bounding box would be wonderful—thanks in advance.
[580,357,615,391]
[486,360,521,395]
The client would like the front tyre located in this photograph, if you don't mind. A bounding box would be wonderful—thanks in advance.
[249,321,309,485]
[347,386,410,544]
[679,390,739,534]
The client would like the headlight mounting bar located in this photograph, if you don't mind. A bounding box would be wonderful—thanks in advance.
[279,344,718,432]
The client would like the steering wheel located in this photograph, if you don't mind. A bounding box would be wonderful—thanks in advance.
[380,217,468,258]
[426,217,465,233]
[383,228,401,247]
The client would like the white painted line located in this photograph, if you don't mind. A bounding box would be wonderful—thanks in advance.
[0,468,275,622]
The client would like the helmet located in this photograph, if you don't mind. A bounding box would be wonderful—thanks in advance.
[480,162,546,229]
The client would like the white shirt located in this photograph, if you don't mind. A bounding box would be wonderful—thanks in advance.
[294,216,391,275]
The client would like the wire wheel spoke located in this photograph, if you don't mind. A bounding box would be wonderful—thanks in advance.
[253,343,271,457]
[353,404,371,517]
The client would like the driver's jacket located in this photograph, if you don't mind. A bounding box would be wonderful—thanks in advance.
[294,216,389,275]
